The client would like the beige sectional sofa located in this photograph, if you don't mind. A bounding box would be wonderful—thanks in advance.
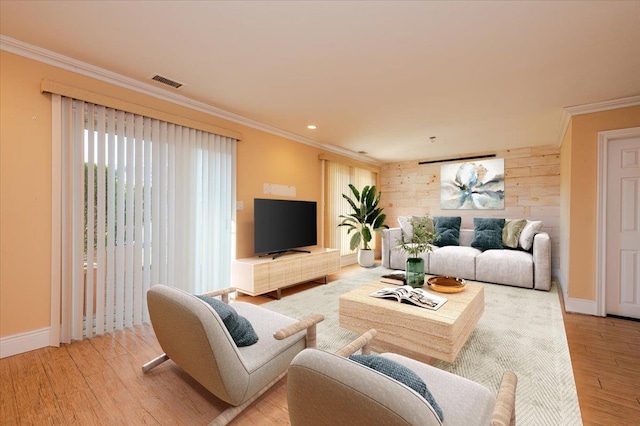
[382,227,552,291]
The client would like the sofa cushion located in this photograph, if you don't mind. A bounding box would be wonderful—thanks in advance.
[502,219,527,248]
[519,220,543,250]
[475,249,534,288]
[471,218,505,249]
[429,246,481,280]
[196,295,259,347]
[349,354,444,421]
[434,216,461,247]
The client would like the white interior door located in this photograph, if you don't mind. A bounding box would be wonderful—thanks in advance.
[605,134,640,318]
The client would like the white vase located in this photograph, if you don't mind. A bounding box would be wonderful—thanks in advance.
[357,249,375,267]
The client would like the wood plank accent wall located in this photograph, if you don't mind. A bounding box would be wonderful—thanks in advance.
[380,146,561,269]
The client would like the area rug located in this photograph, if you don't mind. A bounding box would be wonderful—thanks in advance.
[262,265,583,425]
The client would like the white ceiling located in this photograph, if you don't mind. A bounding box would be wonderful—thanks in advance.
[1,1,639,163]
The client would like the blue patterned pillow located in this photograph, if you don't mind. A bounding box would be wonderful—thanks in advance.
[196,295,259,347]
[349,354,444,421]
[471,217,505,249]
[434,216,461,247]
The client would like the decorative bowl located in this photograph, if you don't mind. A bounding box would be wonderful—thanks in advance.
[426,276,467,293]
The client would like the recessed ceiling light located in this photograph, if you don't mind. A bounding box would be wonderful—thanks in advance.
[358,151,367,155]
[307,125,317,130]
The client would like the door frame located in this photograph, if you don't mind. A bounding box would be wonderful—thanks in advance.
[595,126,640,316]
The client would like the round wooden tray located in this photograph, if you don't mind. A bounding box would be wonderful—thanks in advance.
[427,276,467,293]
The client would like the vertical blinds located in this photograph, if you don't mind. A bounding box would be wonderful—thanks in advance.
[325,161,377,256]
[58,97,236,342]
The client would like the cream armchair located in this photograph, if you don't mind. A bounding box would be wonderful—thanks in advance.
[143,285,323,426]
[288,330,518,426]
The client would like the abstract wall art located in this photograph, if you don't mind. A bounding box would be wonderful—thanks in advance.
[440,158,505,209]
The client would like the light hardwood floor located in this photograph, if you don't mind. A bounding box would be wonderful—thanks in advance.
[2,266,639,425]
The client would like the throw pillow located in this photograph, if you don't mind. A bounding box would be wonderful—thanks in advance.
[502,219,527,249]
[196,295,259,347]
[471,218,505,249]
[399,215,435,242]
[398,216,415,240]
[411,215,435,234]
[519,220,543,251]
[434,216,461,247]
[349,354,444,422]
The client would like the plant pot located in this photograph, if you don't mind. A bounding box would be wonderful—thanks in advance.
[405,257,425,288]
[357,249,375,268]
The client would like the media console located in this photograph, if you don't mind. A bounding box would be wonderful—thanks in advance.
[231,248,340,299]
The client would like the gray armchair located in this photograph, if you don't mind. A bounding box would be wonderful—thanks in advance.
[288,330,518,426]
[143,284,323,426]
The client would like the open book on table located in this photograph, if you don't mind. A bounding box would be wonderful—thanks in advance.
[370,286,447,311]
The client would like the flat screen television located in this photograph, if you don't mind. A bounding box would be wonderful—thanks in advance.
[254,198,317,258]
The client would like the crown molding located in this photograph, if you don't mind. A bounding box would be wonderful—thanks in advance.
[555,109,572,148]
[1,35,380,166]
[564,94,640,116]
[555,95,640,148]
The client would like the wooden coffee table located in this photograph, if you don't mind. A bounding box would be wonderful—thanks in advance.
[338,280,484,363]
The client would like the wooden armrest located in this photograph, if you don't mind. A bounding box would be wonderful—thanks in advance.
[199,287,237,303]
[336,329,378,357]
[273,313,324,348]
[491,371,518,426]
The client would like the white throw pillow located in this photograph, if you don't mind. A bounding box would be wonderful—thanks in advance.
[519,220,543,250]
[398,216,414,239]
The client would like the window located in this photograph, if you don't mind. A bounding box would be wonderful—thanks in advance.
[325,161,377,258]
[55,97,236,342]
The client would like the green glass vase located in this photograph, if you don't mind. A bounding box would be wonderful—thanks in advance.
[405,257,425,288]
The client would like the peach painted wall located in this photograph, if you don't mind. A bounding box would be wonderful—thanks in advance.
[1,52,54,337]
[0,51,358,338]
[235,131,328,259]
[567,106,640,300]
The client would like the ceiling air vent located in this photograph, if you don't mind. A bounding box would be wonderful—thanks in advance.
[150,74,184,89]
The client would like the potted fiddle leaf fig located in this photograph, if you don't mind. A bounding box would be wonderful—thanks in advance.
[338,184,389,267]
[397,215,439,287]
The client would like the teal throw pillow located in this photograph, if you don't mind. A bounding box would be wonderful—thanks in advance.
[196,295,259,347]
[471,218,505,249]
[349,354,444,422]
[434,216,461,247]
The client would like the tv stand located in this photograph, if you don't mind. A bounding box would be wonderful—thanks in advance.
[232,248,340,299]
[260,249,311,260]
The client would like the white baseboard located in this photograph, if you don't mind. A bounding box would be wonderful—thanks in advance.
[0,327,52,359]
[552,268,564,293]
[564,297,600,316]
[554,269,601,316]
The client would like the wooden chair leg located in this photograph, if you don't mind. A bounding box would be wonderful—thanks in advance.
[306,323,317,348]
[208,371,287,426]
[142,353,169,373]
[491,371,518,426]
